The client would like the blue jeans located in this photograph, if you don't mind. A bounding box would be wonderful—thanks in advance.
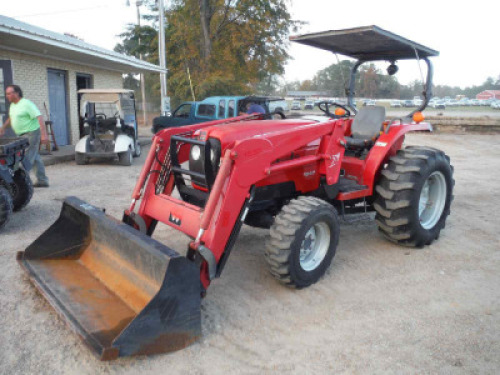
[21,128,49,184]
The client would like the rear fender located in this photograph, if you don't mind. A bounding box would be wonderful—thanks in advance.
[0,166,13,185]
[75,136,89,153]
[114,134,134,153]
[362,122,432,192]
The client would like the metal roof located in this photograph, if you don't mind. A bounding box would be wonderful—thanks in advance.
[0,15,165,74]
[290,25,439,61]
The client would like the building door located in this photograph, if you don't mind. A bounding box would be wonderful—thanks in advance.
[0,60,13,128]
[76,73,92,138]
[47,69,69,146]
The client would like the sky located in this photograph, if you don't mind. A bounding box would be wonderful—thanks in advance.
[1,0,498,88]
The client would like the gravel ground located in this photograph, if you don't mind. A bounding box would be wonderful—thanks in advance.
[1,133,499,375]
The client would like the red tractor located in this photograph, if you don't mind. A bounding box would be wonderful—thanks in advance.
[18,26,454,360]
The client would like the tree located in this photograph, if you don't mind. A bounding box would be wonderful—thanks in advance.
[312,60,353,97]
[115,25,161,108]
[359,64,378,98]
[166,0,299,101]
[115,0,299,105]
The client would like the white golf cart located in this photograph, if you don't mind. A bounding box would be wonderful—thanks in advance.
[75,89,141,166]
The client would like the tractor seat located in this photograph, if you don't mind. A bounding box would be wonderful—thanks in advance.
[344,106,386,150]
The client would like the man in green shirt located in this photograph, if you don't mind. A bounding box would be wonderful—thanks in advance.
[0,85,49,187]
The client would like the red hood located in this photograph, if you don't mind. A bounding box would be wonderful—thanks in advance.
[203,119,318,146]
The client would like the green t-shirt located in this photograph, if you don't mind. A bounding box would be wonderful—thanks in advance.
[8,98,41,135]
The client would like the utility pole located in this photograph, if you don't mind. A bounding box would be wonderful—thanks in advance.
[136,1,148,127]
[158,0,169,115]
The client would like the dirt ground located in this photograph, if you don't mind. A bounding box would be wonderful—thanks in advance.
[1,133,499,375]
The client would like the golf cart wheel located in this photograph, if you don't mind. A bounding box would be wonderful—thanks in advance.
[272,112,285,120]
[11,169,33,211]
[119,148,133,166]
[0,186,13,230]
[265,197,340,288]
[75,153,87,165]
[133,141,141,158]
[374,146,454,247]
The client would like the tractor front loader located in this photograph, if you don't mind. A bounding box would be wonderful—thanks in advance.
[18,26,454,360]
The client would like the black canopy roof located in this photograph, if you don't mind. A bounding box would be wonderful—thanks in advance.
[290,25,439,61]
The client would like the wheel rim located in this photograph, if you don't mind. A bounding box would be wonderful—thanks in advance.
[419,171,447,229]
[299,222,330,271]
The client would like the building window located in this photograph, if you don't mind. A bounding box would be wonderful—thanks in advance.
[0,60,13,122]
[0,69,5,115]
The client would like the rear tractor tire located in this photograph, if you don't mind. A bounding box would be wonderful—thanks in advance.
[374,146,454,247]
[11,169,33,211]
[265,197,340,288]
[0,186,13,230]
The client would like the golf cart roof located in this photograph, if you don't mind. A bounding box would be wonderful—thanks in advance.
[78,89,135,103]
[290,25,439,61]
[77,89,134,94]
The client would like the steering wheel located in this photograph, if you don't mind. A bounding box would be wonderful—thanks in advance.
[317,101,351,118]
[94,113,107,120]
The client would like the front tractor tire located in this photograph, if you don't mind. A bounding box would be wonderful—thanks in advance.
[374,146,454,247]
[265,197,340,288]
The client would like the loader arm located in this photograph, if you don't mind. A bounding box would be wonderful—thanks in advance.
[133,118,345,290]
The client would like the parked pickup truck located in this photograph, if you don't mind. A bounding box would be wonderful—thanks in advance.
[152,95,288,134]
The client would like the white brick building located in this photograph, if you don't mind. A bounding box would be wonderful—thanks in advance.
[0,16,164,145]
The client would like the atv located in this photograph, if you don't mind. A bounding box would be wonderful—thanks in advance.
[75,89,141,166]
[18,26,454,360]
[0,137,33,229]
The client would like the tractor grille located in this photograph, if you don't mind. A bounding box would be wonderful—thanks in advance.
[163,135,221,207]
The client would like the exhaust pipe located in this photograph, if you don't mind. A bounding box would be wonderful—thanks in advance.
[17,197,201,360]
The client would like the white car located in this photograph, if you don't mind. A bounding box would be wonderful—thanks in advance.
[304,100,315,110]
[432,100,446,109]
[291,100,301,110]
[390,100,402,108]
[268,99,289,118]
[491,100,500,109]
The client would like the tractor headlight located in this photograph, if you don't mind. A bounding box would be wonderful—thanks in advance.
[188,139,221,189]
[191,145,201,161]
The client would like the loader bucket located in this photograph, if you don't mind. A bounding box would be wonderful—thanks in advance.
[17,197,201,361]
